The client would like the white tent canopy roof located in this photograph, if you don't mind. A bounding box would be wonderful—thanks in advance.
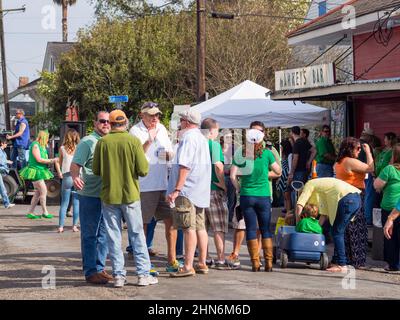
[191,80,330,128]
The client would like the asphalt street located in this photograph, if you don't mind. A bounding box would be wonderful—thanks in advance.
[0,204,399,300]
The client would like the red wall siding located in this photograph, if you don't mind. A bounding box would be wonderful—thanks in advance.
[355,96,400,141]
[353,27,400,80]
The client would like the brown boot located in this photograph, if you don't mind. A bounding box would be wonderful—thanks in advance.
[262,238,273,272]
[247,239,261,272]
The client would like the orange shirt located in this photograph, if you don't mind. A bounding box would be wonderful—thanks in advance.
[334,158,366,190]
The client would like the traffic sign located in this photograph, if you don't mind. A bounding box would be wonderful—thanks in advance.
[109,95,129,103]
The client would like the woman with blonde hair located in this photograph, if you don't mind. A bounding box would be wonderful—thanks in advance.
[20,130,58,219]
[55,129,80,233]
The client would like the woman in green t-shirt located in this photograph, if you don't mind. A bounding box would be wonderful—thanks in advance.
[230,129,281,272]
[374,143,400,271]
[375,132,397,177]
[20,130,58,220]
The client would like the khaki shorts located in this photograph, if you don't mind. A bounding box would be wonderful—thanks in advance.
[205,190,229,233]
[141,191,172,224]
[172,196,206,231]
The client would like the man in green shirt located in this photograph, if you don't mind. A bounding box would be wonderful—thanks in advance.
[315,125,336,178]
[93,109,157,288]
[201,118,229,270]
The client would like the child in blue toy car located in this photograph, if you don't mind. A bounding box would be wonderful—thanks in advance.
[296,204,323,234]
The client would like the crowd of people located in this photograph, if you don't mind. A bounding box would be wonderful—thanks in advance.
[2,105,400,287]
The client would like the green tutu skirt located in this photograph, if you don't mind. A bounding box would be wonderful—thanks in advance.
[19,166,54,181]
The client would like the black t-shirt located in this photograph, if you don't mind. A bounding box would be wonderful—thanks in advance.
[292,138,312,172]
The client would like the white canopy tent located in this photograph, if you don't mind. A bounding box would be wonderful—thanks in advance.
[191,80,330,129]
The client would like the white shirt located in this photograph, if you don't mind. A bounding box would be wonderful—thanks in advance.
[129,121,173,192]
[60,146,74,174]
[167,128,211,208]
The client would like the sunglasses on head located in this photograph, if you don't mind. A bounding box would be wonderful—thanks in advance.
[142,102,158,109]
[98,119,110,124]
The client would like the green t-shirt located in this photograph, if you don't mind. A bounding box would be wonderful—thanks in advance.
[378,165,400,211]
[208,139,224,191]
[233,148,276,197]
[93,131,149,205]
[315,137,335,165]
[375,149,393,177]
[296,217,323,234]
[72,132,102,198]
[28,141,48,170]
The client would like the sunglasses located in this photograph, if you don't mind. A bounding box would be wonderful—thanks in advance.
[98,119,110,124]
[142,102,159,109]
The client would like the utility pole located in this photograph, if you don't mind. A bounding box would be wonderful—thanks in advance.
[196,0,206,102]
[0,1,25,131]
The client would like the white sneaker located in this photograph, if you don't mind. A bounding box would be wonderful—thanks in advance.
[5,204,15,209]
[114,275,127,288]
[137,274,158,286]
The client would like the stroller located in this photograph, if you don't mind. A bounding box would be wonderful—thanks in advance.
[274,181,328,270]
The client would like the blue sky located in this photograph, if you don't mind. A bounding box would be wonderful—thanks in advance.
[3,0,167,92]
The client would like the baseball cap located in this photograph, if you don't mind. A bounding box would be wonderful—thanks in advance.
[109,109,128,123]
[141,102,162,115]
[246,129,264,144]
[361,128,374,136]
[179,109,201,125]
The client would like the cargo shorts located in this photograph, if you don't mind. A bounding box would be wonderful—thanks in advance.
[172,196,206,231]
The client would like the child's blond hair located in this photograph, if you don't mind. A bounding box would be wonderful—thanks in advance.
[302,204,319,219]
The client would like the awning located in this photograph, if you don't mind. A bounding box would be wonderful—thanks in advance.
[271,77,400,101]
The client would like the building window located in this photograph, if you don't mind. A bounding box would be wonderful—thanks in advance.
[50,56,55,72]
[318,1,327,16]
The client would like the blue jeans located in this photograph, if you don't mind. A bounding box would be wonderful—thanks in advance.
[240,196,272,241]
[363,175,376,225]
[176,229,184,257]
[58,173,79,227]
[332,193,361,266]
[11,147,27,170]
[103,201,151,277]
[78,195,108,278]
[316,163,334,178]
[225,175,237,222]
[381,209,400,270]
[0,174,10,207]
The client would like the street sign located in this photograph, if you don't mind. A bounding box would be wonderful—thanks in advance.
[108,95,129,103]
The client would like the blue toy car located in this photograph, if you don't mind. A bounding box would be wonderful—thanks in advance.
[275,226,328,270]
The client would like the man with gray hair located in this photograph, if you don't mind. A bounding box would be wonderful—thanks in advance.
[6,108,30,169]
[93,109,157,288]
[167,108,211,277]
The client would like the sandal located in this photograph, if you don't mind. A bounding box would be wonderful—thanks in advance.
[26,213,41,219]
[72,226,80,232]
[327,265,348,273]
[57,227,64,233]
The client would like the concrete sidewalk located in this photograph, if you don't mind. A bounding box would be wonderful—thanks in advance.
[0,205,399,300]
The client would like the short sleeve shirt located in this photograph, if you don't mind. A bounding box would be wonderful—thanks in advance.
[378,165,400,211]
[293,138,312,171]
[208,140,224,191]
[316,137,335,165]
[167,128,211,208]
[72,131,102,198]
[233,148,276,197]
[130,121,172,192]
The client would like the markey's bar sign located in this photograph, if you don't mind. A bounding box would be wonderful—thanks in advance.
[275,63,336,91]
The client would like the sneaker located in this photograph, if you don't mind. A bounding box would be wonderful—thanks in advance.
[194,263,209,274]
[138,274,158,286]
[150,264,159,276]
[42,213,54,219]
[226,253,241,270]
[166,260,183,273]
[26,213,41,219]
[5,204,15,209]
[114,275,127,288]
[214,261,233,270]
[206,258,215,267]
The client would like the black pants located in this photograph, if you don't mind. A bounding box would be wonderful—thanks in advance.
[381,209,400,270]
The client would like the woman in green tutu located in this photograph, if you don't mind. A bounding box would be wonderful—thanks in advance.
[20,130,59,219]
